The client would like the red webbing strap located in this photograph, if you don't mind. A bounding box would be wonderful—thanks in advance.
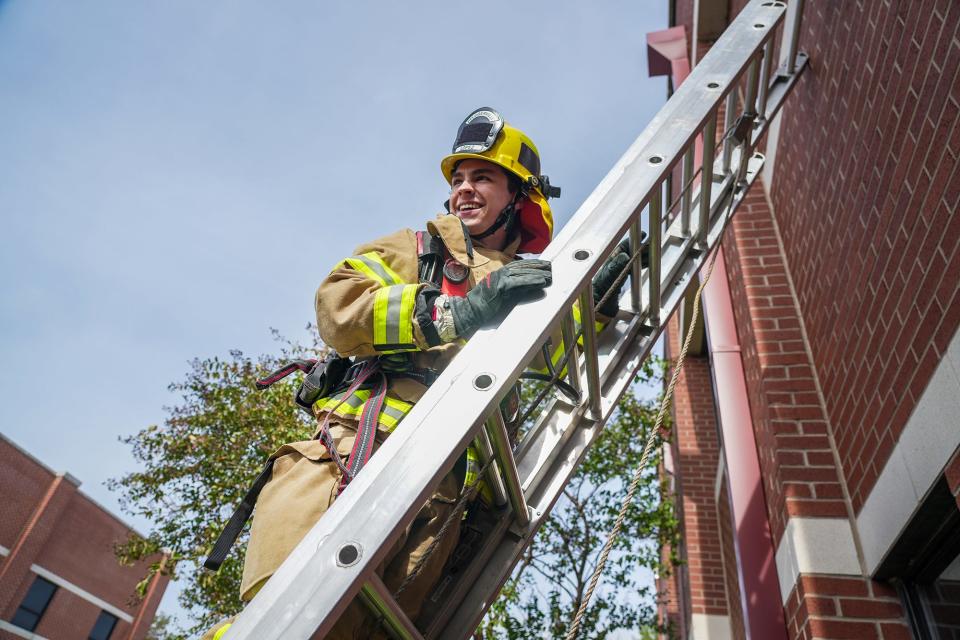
[338,366,388,495]
[316,360,378,482]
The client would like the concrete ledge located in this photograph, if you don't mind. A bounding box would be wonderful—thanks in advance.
[857,326,960,574]
[690,613,732,640]
[0,620,49,640]
[31,564,134,624]
[774,517,861,604]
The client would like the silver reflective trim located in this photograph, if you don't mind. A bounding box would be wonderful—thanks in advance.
[355,254,401,286]
[384,286,405,345]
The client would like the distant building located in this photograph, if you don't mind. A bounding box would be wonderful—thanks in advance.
[0,434,168,640]
[658,0,960,638]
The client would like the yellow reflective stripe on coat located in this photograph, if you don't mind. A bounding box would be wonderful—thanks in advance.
[532,301,606,376]
[212,623,232,640]
[316,388,414,431]
[343,252,404,287]
[464,446,494,504]
[571,300,606,336]
[373,284,419,352]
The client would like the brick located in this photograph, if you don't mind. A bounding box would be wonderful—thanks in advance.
[804,596,838,616]
[801,576,870,598]
[808,618,880,640]
[839,597,905,619]
[945,448,960,494]
[787,499,849,518]
[879,623,913,640]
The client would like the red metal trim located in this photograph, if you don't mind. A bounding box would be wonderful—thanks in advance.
[703,247,787,640]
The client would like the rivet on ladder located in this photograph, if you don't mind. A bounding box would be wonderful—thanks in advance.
[336,543,362,567]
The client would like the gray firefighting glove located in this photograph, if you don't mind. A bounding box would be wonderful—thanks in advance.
[448,259,553,338]
[592,234,648,317]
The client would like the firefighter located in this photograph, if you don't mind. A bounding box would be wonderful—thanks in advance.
[204,107,629,639]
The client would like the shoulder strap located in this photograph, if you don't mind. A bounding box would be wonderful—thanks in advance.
[416,229,444,288]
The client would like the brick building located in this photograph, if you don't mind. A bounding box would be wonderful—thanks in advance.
[0,434,168,640]
[659,0,960,638]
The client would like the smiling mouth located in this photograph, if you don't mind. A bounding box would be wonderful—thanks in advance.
[457,203,484,215]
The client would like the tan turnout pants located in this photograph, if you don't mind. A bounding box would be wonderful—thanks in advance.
[205,419,462,639]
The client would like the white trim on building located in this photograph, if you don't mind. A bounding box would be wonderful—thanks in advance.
[30,564,134,624]
[774,517,861,603]
[690,613,733,639]
[857,326,960,574]
[0,620,50,640]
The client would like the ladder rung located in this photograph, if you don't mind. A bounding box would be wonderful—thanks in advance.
[358,574,425,640]
[577,288,601,418]
[484,410,530,528]
[560,311,583,400]
[472,427,508,508]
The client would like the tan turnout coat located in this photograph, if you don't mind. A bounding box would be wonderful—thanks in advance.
[239,214,522,606]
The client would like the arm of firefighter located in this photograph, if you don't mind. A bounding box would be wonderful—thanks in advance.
[316,231,438,356]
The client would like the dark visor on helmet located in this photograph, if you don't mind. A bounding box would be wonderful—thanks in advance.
[452,107,504,154]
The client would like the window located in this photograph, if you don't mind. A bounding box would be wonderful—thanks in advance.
[88,610,118,640]
[876,477,960,640]
[10,576,57,632]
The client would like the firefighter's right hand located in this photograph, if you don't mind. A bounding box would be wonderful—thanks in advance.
[448,259,552,338]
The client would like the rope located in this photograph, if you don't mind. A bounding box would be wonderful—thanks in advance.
[563,241,723,640]
[564,92,750,639]
[392,455,497,599]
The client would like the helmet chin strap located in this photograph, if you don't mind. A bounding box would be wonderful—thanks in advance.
[468,195,521,242]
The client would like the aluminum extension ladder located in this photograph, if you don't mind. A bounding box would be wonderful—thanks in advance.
[224,1,807,637]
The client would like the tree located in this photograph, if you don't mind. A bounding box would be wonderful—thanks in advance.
[111,335,678,638]
[475,360,680,639]
[109,331,323,637]
[145,612,180,640]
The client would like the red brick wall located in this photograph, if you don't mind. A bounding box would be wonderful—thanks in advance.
[28,587,134,640]
[0,436,167,640]
[665,316,729,617]
[0,438,54,550]
[34,498,144,620]
[722,188,847,542]
[783,575,911,640]
[768,0,960,512]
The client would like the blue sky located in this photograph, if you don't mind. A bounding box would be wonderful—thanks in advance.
[0,0,668,624]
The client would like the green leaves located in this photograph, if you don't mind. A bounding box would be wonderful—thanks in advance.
[109,330,326,637]
[476,359,680,639]
[112,329,680,639]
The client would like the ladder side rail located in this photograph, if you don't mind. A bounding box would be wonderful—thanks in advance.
[222,4,785,638]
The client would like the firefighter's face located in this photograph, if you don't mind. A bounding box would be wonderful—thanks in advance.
[449,159,515,237]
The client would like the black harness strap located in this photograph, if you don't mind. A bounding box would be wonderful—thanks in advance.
[204,459,274,571]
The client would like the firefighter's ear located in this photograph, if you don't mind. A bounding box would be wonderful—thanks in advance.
[443,199,451,213]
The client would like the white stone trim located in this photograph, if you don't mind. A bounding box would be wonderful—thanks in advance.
[714,455,726,503]
[857,325,960,574]
[0,620,49,640]
[774,517,861,604]
[30,564,134,624]
[0,544,10,556]
[690,613,732,639]
[761,111,782,192]
[942,553,960,581]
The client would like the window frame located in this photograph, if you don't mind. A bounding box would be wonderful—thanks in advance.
[10,575,58,632]
[88,609,119,640]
